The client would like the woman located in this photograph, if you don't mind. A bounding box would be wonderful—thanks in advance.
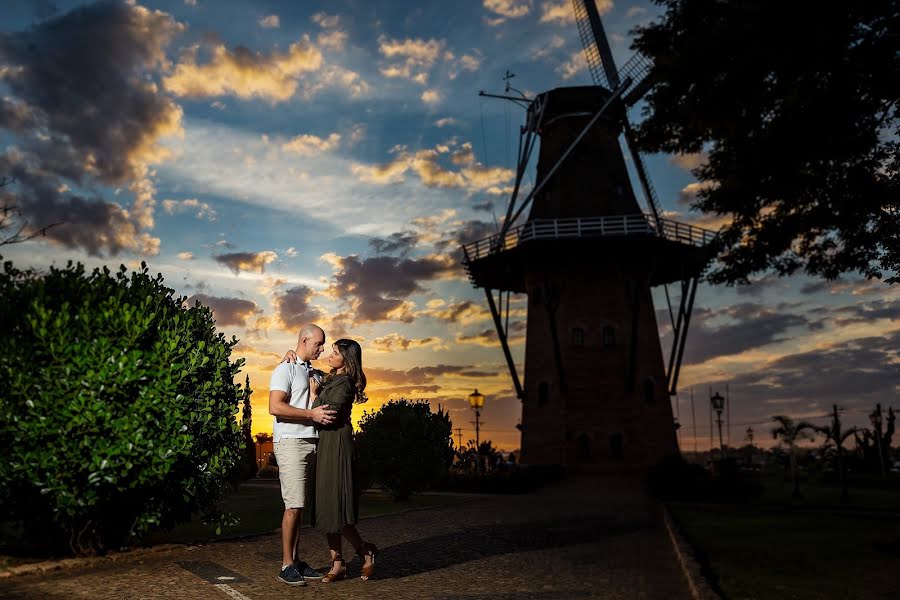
[308,339,377,582]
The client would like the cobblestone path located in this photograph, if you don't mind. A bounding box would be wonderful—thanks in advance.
[0,476,691,599]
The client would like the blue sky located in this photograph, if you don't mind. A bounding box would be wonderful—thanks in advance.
[1,0,896,451]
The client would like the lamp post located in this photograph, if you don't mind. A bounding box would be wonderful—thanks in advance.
[711,391,725,460]
[468,389,485,473]
[746,426,755,447]
[870,403,886,478]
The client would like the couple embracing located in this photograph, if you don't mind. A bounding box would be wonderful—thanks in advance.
[267,323,376,586]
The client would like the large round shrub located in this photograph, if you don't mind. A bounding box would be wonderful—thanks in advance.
[355,399,454,500]
[0,260,247,555]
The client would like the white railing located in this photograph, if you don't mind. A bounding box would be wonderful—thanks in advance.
[462,214,717,263]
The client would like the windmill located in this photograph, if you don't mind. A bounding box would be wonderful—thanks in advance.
[462,0,716,470]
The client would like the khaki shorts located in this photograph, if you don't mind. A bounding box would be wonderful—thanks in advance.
[274,438,317,509]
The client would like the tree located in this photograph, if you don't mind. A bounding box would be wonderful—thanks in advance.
[235,375,257,483]
[355,399,454,500]
[771,415,818,500]
[633,1,900,284]
[0,259,247,555]
[816,405,858,503]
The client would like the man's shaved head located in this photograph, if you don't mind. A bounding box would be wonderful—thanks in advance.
[296,324,326,361]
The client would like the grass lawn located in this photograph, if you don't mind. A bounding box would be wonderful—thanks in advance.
[670,480,900,600]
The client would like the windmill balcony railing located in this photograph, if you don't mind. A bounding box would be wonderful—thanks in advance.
[461,213,717,264]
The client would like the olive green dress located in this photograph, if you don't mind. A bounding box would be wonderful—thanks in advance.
[312,374,358,533]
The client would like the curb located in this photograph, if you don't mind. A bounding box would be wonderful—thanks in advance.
[0,543,187,580]
[662,505,722,600]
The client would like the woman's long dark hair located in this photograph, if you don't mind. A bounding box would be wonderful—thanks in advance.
[334,338,367,403]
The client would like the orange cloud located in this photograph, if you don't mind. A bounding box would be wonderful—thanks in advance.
[164,39,323,102]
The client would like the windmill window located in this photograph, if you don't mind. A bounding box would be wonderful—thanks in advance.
[602,326,616,348]
[643,377,656,404]
[572,327,585,347]
[538,381,549,406]
[609,433,623,459]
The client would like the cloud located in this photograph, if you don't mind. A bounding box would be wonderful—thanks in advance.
[161,197,218,221]
[435,117,457,128]
[531,35,565,60]
[164,38,323,102]
[557,49,587,80]
[188,294,262,327]
[676,303,814,365]
[214,250,278,274]
[378,36,445,84]
[281,132,341,156]
[722,329,900,404]
[538,1,575,24]
[369,231,420,256]
[670,152,708,172]
[678,181,718,206]
[324,253,458,324]
[371,333,438,352]
[311,12,340,29]
[426,299,492,325]
[350,140,514,192]
[177,251,194,260]
[274,285,322,328]
[258,14,280,28]
[0,2,183,256]
[484,0,532,25]
[285,246,298,257]
[421,89,442,105]
[625,6,647,19]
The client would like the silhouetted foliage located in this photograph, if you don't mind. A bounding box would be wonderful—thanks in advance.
[233,376,258,485]
[634,1,900,284]
[355,399,454,500]
[771,415,818,500]
[0,259,248,555]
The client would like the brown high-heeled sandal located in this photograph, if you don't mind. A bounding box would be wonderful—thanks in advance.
[357,542,378,581]
[321,554,346,583]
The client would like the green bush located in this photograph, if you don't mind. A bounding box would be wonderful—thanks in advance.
[355,399,454,500]
[0,259,248,555]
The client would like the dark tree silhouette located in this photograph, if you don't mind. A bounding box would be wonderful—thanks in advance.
[816,405,858,504]
[633,1,900,284]
[771,415,817,500]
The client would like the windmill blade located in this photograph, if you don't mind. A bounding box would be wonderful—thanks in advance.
[622,121,664,226]
[618,51,654,106]
[571,0,619,89]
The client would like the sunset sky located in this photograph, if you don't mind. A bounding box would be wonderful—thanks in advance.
[1,0,896,452]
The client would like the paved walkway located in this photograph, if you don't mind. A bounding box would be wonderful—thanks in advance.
[0,476,692,599]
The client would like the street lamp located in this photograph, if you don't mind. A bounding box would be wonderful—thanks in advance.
[746,427,755,447]
[468,389,485,473]
[711,391,725,459]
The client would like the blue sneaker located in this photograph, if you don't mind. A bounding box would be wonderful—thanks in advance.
[277,563,307,586]
[296,559,325,581]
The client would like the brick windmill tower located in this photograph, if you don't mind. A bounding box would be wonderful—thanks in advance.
[462,0,715,471]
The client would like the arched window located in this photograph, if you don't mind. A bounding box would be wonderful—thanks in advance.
[538,381,549,406]
[643,377,656,404]
[572,327,585,347]
[602,326,616,348]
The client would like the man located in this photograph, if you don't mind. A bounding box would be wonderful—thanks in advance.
[268,323,336,586]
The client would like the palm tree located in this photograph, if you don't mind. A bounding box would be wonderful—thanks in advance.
[771,415,818,500]
[817,405,858,504]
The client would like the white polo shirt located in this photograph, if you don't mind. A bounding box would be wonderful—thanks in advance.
[270,361,318,443]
